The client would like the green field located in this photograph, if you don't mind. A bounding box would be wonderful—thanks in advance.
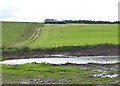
[2,23,118,49]
[2,22,42,47]
[2,23,119,84]
[2,63,119,84]
[28,24,118,48]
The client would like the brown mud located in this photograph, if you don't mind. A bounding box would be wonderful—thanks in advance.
[2,45,119,60]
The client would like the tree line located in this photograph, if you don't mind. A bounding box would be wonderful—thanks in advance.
[64,20,120,24]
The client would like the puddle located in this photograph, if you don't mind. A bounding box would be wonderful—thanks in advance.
[0,55,119,65]
[90,74,118,78]
[101,74,118,78]
[1,55,119,84]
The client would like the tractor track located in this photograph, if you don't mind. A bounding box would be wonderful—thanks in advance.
[11,26,42,47]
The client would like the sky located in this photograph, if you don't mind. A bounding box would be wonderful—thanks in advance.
[0,0,119,22]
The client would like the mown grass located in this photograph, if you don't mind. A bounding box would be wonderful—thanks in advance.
[2,23,118,49]
[2,22,42,47]
[28,24,118,48]
[2,63,119,84]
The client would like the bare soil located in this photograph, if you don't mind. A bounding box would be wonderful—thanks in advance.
[2,45,119,60]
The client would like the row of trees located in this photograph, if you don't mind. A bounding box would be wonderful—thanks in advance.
[44,19,120,24]
[64,20,120,24]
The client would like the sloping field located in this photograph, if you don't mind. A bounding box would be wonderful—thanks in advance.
[2,23,118,49]
[2,22,42,47]
[28,24,118,48]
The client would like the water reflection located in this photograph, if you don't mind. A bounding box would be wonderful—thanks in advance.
[0,55,119,65]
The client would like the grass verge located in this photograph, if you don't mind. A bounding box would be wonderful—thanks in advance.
[2,43,118,52]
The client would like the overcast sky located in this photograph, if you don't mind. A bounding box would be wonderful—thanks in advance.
[0,0,119,22]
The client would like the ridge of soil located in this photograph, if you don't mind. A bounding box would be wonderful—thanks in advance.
[2,45,119,60]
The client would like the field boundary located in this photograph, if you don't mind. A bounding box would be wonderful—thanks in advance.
[11,26,42,47]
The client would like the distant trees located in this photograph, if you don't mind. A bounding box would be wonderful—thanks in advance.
[44,19,66,24]
[44,19,120,24]
[44,21,66,24]
[113,21,120,24]
[64,20,120,24]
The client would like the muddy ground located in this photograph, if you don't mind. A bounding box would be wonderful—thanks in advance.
[2,45,120,85]
[2,63,119,85]
[3,45,119,60]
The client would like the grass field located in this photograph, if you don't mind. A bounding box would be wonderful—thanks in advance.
[2,23,119,84]
[2,23,118,49]
[2,22,42,47]
[28,24,118,48]
[2,63,119,84]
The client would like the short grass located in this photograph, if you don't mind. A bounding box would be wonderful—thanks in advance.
[28,24,118,49]
[2,22,42,47]
[2,63,119,84]
[2,23,118,49]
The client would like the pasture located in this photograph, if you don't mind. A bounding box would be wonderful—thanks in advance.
[2,22,118,49]
[28,24,118,48]
[2,22,42,47]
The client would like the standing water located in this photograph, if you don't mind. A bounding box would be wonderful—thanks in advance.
[0,55,119,65]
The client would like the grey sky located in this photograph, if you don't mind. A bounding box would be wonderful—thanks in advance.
[0,0,119,22]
